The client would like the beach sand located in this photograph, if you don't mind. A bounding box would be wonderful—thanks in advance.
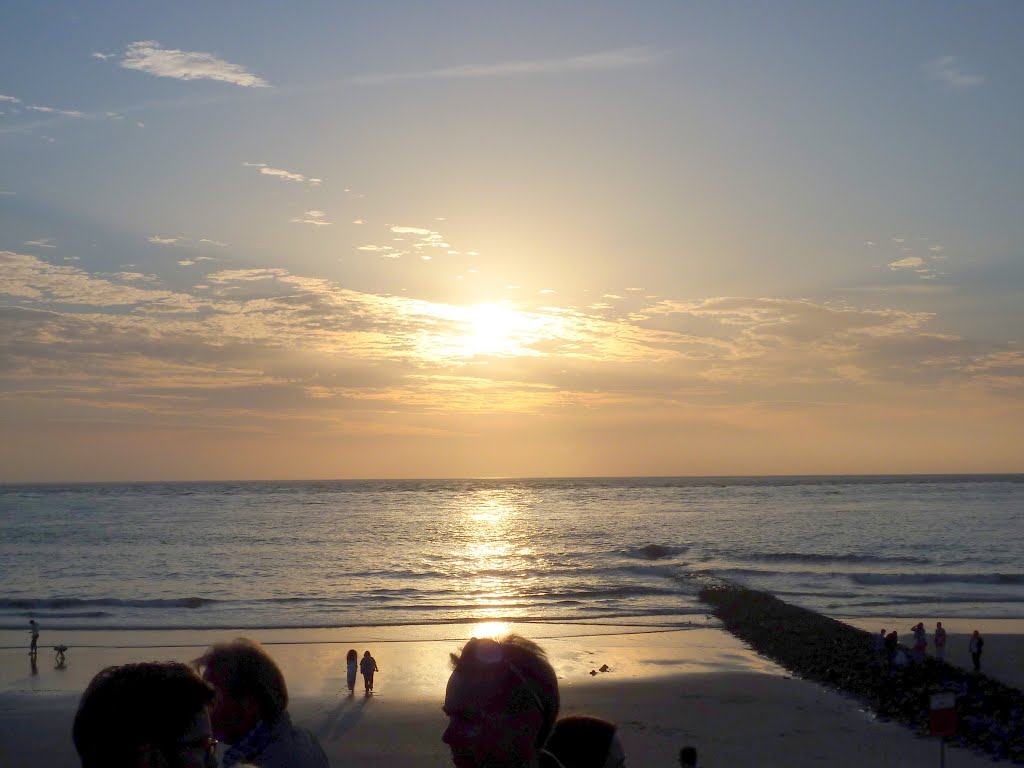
[0,620,1016,767]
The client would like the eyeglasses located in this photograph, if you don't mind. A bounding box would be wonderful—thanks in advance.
[467,638,547,717]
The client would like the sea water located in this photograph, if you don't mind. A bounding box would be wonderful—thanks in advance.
[1,475,1021,631]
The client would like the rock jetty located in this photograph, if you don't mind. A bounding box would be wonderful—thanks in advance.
[699,583,1024,763]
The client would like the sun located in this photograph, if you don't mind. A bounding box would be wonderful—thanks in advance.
[462,303,524,356]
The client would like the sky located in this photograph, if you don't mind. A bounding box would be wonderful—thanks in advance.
[1,2,1022,481]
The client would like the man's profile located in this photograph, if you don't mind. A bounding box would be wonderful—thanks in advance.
[195,637,328,768]
[442,633,562,768]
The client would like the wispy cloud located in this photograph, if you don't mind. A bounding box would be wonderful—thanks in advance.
[26,105,86,118]
[291,210,332,227]
[148,235,186,246]
[352,46,665,85]
[23,239,56,249]
[117,40,270,88]
[0,94,21,103]
[243,162,322,186]
[924,56,984,90]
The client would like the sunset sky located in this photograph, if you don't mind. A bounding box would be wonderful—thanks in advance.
[2,2,1022,481]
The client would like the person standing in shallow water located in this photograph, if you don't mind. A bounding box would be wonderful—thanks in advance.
[360,650,378,693]
[28,620,39,655]
[345,649,358,695]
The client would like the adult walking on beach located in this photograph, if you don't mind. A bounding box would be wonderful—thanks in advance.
[28,619,39,655]
[360,650,379,693]
[934,622,947,660]
[196,638,329,768]
[442,634,561,768]
[345,649,358,694]
[969,630,985,672]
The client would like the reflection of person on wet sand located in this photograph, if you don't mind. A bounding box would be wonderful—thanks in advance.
[54,645,67,668]
[30,653,38,675]
[360,650,378,693]
[29,620,39,655]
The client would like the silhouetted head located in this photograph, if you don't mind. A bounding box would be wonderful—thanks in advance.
[973,630,980,637]
[195,638,288,744]
[347,649,357,662]
[679,745,698,767]
[364,650,371,657]
[73,661,216,768]
[547,715,625,768]
[936,622,943,628]
[442,634,560,768]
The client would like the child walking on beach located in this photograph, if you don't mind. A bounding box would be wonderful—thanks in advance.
[360,650,378,693]
[345,649,358,694]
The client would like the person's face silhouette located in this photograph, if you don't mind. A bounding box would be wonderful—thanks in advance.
[442,667,539,768]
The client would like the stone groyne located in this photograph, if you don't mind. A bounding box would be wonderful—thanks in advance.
[699,583,1024,763]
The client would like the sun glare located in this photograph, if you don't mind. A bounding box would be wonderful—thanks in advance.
[459,302,533,357]
[471,621,511,639]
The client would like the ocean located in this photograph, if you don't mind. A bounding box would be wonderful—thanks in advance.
[1,475,1021,631]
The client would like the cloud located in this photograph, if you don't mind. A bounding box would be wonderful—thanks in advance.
[925,56,984,90]
[0,95,21,103]
[199,239,228,247]
[352,46,665,85]
[148,236,185,246]
[244,162,321,186]
[291,210,332,227]
[23,239,56,249]
[25,105,86,118]
[117,40,270,87]
[91,52,115,61]
[391,226,432,235]
[888,256,925,270]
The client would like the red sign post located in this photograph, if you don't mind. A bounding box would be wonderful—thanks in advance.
[930,691,957,767]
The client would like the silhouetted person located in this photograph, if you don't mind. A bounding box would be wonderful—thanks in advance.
[679,745,698,767]
[969,630,984,672]
[884,630,898,668]
[911,622,927,662]
[196,637,328,768]
[345,649,358,695]
[28,620,39,655]
[360,650,378,693]
[72,661,216,768]
[934,622,947,660]
[442,634,562,768]
[547,716,625,768]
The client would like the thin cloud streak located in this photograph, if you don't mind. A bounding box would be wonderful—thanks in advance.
[118,40,270,87]
[924,56,984,90]
[352,46,666,85]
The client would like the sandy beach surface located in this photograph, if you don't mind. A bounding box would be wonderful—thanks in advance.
[1,620,1018,767]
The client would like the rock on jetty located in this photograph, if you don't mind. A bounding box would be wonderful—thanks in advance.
[699,582,1024,763]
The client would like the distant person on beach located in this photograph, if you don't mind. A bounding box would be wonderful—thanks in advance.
[196,638,329,768]
[72,661,216,768]
[442,634,561,768]
[911,622,927,662]
[969,630,984,672]
[28,619,39,655]
[360,650,379,693]
[346,648,358,694]
[872,629,886,666]
[884,630,898,668]
[547,715,625,768]
[679,745,698,767]
[934,622,947,660]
